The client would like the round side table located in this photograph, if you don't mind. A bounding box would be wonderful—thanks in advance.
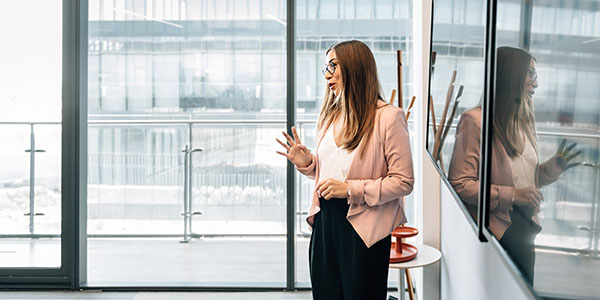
[389,244,442,300]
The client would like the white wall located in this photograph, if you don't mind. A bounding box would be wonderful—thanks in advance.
[412,0,538,299]
[439,175,537,300]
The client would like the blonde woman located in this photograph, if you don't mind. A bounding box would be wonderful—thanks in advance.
[276,40,414,299]
[448,46,580,284]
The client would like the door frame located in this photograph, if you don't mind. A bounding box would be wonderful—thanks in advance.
[0,0,88,289]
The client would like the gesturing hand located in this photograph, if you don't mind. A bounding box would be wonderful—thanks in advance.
[553,138,582,171]
[276,126,313,168]
[316,178,349,200]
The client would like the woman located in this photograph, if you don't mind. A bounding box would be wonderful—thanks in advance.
[448,46,579,284]
[276,40,414,299]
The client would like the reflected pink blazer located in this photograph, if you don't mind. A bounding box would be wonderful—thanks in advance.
[448,108,560,239]
[296,100,414,248]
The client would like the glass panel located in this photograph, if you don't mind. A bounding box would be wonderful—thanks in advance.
[0,1,62,268]
[88,0,287,286]
[295,0,414,287]
[488,0,600,297]
[429,0,487,225]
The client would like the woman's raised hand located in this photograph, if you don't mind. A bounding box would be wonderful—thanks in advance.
[276,126,313,168]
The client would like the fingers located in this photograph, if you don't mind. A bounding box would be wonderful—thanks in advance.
[275,138,291,151]
[321,186,333,199]
[315,179,327,192]
[532,189,543,202]
[275,151,290,159]
[316,179,332,199]
[565,150,582,161]
[557,138,567,153]
[564,142,578,155]
[282,131,296,147]
[292,126,302,145]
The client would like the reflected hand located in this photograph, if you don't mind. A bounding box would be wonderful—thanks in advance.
[513,186,542,209]
[553,138,583,171]
[276,126,313,168]
[316,178,349,200]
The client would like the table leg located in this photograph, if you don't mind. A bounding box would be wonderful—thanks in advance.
[406,269,415,300]
[399,268,405,300]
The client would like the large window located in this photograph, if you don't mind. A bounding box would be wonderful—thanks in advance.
[87,0,288,286]
[295,0,414,287]
[85,0,414,289]
[0,1,63,269]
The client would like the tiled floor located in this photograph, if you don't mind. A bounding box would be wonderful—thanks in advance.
[0,238,400,286]
[0,291,314,300]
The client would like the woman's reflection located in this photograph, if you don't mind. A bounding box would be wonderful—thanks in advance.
[448,46,580,284]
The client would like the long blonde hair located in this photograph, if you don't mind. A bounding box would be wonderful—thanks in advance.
[317,40,384,159]
[494,46,537,157]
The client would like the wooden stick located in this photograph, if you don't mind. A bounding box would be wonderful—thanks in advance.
[397,50,403,108]
[405,96,416,119]
[430,95,447,172]
[440,155,447,174]
[433,70,457,159]
[431,51,437,75]
[429,96,437,152]
[405,269,416,300]
[390,89,397,106]
[437,85,463,159]
[437,101,460,159]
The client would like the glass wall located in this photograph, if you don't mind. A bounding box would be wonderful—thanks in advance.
[295,0,414,286]
[87,0,287,286]
[85,0,415,288]
[0,1,62,268]
[428,0,487,225]
[490,1,600,298]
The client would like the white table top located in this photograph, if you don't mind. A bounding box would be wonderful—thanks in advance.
[389,243,442,269]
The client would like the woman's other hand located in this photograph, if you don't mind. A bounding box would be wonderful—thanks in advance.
[513,186,542,209]
[276,126,313,168]
[316,178,349,200]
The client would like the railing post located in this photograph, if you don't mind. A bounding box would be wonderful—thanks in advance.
[181,144,190,243]
[24,123,46,235]
[181,123,202,243]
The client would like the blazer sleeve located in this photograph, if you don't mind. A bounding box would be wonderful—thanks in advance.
[295,153,317,180]
[535,155,563,187]
[346,108,414,207]
[447,110,513,212]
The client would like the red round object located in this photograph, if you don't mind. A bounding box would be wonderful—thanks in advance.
[391,226,419,239]
[390,242,418,263]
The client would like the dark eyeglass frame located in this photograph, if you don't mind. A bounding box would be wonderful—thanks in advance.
[527,67,537,83]
[321,61,337,76]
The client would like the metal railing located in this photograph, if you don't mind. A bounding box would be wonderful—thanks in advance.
[1,119,599,254]
[0,119,317,240]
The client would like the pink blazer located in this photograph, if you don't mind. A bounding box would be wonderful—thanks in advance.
[448,108,560,239]
[296,100,415,248]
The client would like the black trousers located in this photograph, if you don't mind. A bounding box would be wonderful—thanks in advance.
[309,197,391,300]
[499,206,541,286]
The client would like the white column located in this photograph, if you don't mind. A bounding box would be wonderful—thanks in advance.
[411,0,441,299]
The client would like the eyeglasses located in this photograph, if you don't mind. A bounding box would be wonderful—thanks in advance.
[321,61,337,76]
[527,68,537,83]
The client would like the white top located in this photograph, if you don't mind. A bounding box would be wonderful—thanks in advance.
[509,136,538,189]
[317,118,356,185]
